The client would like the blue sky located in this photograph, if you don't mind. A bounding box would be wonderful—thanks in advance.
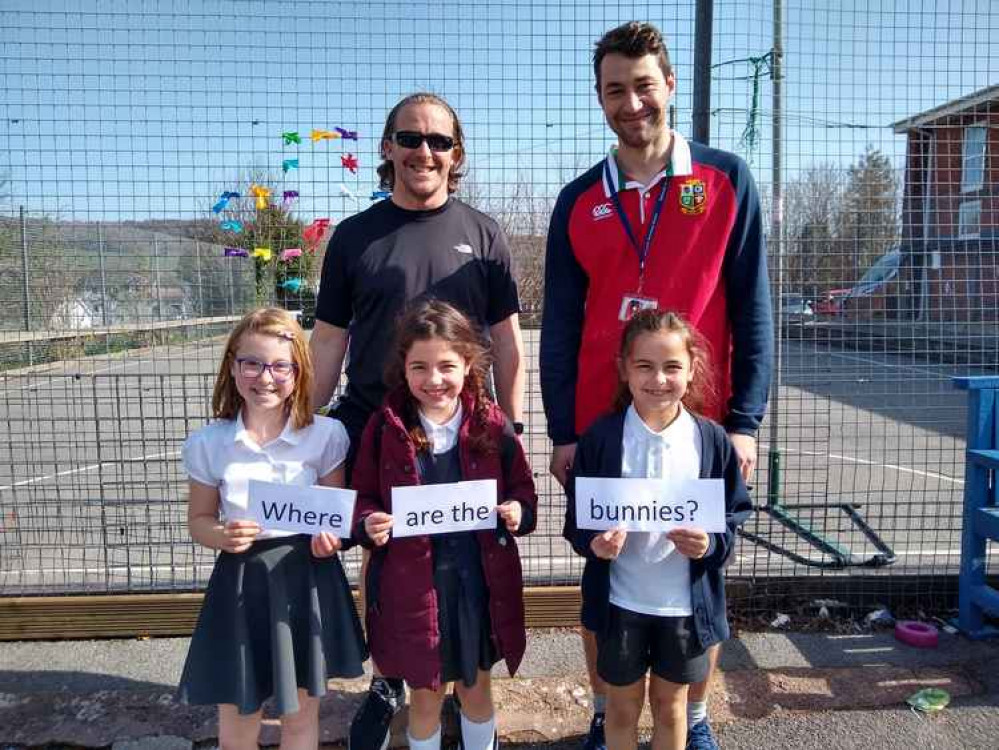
[1,0,995,223]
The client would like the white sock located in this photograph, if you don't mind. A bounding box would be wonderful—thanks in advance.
[593,692,607,714]
[687,700,708,727]
[460,711,496,750]
[407,724,441,750]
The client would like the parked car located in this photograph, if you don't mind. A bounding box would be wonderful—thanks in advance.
[780,293,815,324]
[814,288,849,316]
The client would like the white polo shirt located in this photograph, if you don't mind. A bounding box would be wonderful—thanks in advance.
[609,404,702,617]
[418,403,463,454]
[182,412,349,540]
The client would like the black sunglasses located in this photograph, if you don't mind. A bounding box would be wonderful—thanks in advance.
[392,130,455,152]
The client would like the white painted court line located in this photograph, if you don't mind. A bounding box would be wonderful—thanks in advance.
[824,350,961,379]
[0,359,151,397]
[0,450,180,492]
[760,444,964,485]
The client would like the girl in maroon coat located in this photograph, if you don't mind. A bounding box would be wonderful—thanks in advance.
[351,299,537,750]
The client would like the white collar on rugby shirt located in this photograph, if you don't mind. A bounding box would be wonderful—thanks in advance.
[601,129,694,199]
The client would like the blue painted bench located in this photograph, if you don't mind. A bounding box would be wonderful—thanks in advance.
[954,376,999,639]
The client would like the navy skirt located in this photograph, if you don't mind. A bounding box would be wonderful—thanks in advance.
[177,535,367,715]
[434,534,499,687]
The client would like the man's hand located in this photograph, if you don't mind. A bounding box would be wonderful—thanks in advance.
[549,443,577,488]
[727,432,757,484]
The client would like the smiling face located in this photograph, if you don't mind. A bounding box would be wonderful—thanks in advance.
[230,332,297,416]
[598,52,675,150]
[382,102,458,210]
[618,329,693,429]
[404,336,470,423]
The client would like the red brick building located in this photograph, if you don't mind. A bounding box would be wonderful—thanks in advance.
[892,85,998,322]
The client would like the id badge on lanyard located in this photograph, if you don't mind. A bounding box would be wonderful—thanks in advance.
[605,160,670,321]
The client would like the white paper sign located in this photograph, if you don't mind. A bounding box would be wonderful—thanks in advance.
[575,477,726,533]
[391,479,497,538]
[248,479,356,536]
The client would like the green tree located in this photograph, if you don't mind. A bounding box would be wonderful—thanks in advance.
[782,164,844,295]
[835,145,900,282]
[189,170,312,311]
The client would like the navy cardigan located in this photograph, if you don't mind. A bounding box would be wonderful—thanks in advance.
[563,410,753,650]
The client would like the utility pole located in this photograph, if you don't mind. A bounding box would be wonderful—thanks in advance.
[692,0,714,145]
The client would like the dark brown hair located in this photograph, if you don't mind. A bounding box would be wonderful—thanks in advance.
[212,307,314,430]
[385,298,494,453]
[612,309,716,416]
[593,21,673,94]
[377,93,467,193]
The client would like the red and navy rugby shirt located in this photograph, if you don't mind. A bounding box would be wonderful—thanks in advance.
[540,131,773,444]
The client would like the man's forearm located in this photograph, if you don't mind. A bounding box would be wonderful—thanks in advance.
[308,322,348,412]
[490,315,525,422]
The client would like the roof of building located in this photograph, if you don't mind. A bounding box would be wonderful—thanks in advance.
[891,84,999,133]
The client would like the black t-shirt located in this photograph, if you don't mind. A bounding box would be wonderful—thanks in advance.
[316,197,520,416]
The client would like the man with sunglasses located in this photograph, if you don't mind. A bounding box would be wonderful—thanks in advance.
[311,92,525,750]
[540,22,772,750]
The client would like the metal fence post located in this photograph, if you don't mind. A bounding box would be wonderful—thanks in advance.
[97,222,109,326]
[194,240,204,317]
[766,0,784,507]
[152,237,162,322]
[19,205,34,366]
[692,0,714,146]
[19,206,30,332]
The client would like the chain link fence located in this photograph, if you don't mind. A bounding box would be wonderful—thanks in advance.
[1,0,996,616]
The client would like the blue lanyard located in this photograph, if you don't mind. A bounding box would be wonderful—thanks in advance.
[604,159,670,289]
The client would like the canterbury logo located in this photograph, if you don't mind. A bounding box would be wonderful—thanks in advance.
[453,243,474,255]
[592,203,613,220]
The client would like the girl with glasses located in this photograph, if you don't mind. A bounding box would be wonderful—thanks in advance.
[177,307,366,750]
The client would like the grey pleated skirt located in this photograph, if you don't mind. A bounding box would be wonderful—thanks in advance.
[177,535,367,716]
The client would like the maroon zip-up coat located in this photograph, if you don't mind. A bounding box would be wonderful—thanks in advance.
[351,386,538,690]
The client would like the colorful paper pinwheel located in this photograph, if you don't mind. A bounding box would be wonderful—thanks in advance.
[341,153,359,174]
[249,184,271,210]
[338,184,358,202]
[303,218,331,249]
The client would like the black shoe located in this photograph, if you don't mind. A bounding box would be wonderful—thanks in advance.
[348,678,404,750]
[685,718,719,750]
[582,713,606,750]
